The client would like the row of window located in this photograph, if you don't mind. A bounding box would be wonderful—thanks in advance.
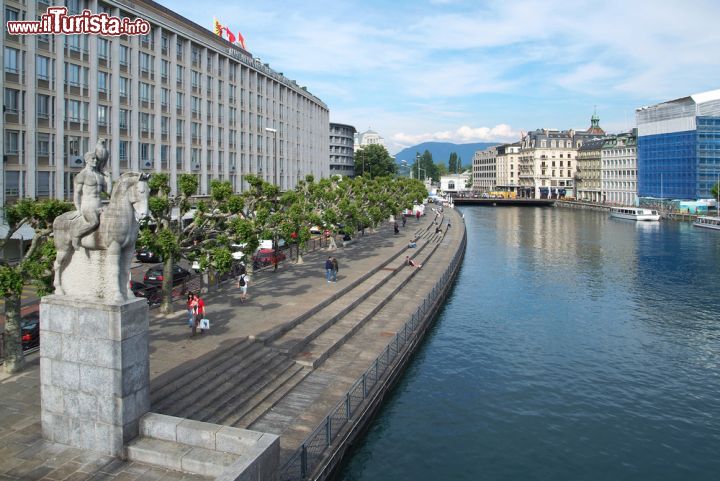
[4,125,290,157]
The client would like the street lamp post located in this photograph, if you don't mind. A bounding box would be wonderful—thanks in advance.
[265,127,278,187]
[415,153,420,180]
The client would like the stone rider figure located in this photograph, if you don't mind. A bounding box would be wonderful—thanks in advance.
[72,139,111,249]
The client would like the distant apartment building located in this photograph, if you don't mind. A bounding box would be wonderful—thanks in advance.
[1,0,329,206]
[518,114,603,198]
[329,123,356,177]
[472,146,497,191]
[636,89,720,201]
[601,131,638,206]
[354,127,385,152]
[575,138,604,202]
[495,143,520,193]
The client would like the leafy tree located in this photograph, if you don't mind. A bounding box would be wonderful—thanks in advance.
[138,173,198,313]
[1,199,73,373]
[448,152,458,174]
[411,150,440,182]
[436,163,448,177]
[712,181,719,201]
[354,144,397,178]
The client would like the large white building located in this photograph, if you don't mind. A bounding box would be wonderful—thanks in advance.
[354,128,384,152]
[440,173,470,194]
[495,143,520,192]
[601,131,638,206]
[472,146,497,192]
[1,0,329,204]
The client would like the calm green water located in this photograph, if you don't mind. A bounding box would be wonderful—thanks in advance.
[337,207,720,481]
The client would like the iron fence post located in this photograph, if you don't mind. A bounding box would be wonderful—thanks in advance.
[301,444,308,478]
[326,416,331,446]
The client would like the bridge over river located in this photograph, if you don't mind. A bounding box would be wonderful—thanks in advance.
[451,197,556,207]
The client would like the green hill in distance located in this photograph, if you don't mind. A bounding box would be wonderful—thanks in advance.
[393,141,499,169]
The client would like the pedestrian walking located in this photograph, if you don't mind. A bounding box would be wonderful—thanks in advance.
[402,216,407,227]
[238,271,249,303]
[332,257,339,282]
[325,256,334,283]
[394,222,399,235]
[193,293,206,336]
[186,292,196,330]
[416,210,421,221]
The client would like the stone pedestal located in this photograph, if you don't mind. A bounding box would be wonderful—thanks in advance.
[40,295,150,456]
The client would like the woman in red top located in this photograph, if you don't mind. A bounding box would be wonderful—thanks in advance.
[194,294,206,335]
[186,292,196,330]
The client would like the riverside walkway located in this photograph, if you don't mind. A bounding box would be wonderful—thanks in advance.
[0,207,465,481]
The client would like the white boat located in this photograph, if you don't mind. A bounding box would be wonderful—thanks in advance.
[693,216,720,230]
[609,207,661,221]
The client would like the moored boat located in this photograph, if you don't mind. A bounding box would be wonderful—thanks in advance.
[609,207,661,221]
[693,215,720,230]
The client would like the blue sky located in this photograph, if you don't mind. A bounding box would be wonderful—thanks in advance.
[168,0,720,154]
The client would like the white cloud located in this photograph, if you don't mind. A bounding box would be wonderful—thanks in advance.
[392,124,520,148]
[171,0,720,143]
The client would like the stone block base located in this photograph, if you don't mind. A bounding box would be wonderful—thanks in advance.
[40,295,149,456]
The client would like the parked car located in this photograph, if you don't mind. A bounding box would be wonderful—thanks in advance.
[310,225,323,235]
[143,264,191,286]
[21,312,40,350]
[252,248,287,269]
[136,248,162,263]
[130,280,162,306]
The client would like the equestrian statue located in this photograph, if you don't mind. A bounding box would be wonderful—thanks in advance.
[53,139,150,303]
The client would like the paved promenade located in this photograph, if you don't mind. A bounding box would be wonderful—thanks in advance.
[0,207,464,480]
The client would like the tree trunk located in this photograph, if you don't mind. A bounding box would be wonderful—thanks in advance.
[296,244,304,264]
[201,272,210,293]
[3,292,24,374]
[160,255,174,314]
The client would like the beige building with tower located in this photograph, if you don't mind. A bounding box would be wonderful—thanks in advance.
[517,114,604,198]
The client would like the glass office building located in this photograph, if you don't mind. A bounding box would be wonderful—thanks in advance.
[636,90,720,200]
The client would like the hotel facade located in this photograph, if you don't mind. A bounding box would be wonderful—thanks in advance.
[1,0,329,207]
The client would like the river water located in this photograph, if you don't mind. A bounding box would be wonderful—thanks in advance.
[337,206,720,481]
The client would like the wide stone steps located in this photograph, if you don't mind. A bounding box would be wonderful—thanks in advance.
[152,341,266,415]
[251,231,429,348]
[219,364,310,428]
[292,239,441,369]
[268,270,392,355]
[161,347,284,420]
[188,352,295,422]
[150,338,255,408]
[268,237,434,357]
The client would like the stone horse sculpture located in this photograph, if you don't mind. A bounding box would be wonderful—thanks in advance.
[53,172,150,303]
